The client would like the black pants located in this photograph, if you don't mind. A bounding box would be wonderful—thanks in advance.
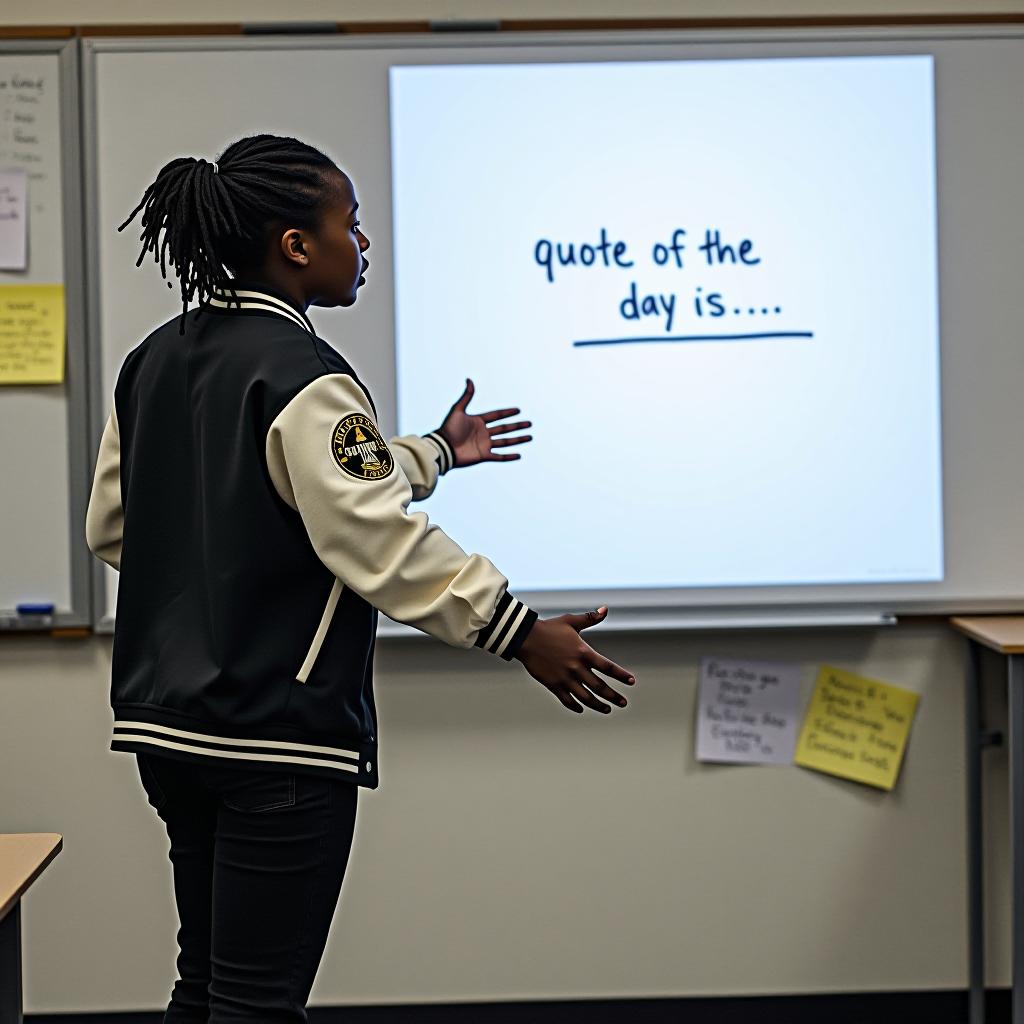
[136,753,359,1023]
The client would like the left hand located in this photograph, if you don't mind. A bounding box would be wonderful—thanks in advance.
[438,378,533,469]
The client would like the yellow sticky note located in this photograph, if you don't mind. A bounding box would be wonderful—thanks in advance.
[794,665,919,791]
[0,284,66,385]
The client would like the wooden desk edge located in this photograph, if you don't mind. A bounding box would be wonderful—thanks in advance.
[951,616,1024,655]
[0,833,63,922]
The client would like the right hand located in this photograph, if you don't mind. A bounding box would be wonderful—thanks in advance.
[514,606,636,714]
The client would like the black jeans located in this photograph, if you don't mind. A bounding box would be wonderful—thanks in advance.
[136,753,359,1023]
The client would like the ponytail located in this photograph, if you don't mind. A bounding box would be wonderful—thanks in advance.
[118,134,342,326]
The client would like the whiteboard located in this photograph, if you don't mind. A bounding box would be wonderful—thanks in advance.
[0,41,90,629]
[83,28,1024,628]
[390,56,942,595]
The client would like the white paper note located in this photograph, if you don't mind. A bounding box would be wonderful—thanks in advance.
[0,169,27,270]
[696,657,804,765]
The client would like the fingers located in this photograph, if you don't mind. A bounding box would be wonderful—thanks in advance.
[452,378,474,412]
[564,607,609,632]
[484,434,531,463]
[480,407,521,424]
[585,650,636,686]
[490,435,532,448]
[545,669,631,714]
[576,668,628,709]
[550,687,585,714]
[564,676,612,713]
[488,419,532,436]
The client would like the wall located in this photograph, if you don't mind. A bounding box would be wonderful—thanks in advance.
[2,0,1021,1013]
[0,622,1013,1012]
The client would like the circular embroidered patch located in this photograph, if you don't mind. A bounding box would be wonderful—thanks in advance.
[331,415,394,481]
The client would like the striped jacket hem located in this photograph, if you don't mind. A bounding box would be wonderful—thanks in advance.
[111,714,375,783]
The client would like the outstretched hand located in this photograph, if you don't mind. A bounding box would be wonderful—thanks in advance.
[438,378,533,469]
[515,606,636,714]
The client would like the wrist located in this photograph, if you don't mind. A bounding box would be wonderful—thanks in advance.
[513,616,541,661]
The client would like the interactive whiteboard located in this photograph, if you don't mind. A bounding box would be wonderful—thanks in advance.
[391,55,942,592]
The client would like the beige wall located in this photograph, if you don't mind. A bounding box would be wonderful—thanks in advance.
[2,0,1021,1013]
[0,623,1014,1012]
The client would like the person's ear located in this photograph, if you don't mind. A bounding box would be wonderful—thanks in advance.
[280,228,310,267]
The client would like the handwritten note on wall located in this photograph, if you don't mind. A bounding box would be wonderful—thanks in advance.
[0,284,65,384]
[794,666,919,790]
[0,169,27,270]
[695,657,803,765]
[0,69,48,226]
[0,60,61,283]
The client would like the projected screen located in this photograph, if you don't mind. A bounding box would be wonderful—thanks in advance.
[390,55,942,592]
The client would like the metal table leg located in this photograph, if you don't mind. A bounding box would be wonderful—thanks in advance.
[0,900,22,1024]
[1012,654,1024,1024]
[968,639,986,1024]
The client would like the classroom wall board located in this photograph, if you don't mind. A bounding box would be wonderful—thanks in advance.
[0,39,90,629]
[82,27,1024,628]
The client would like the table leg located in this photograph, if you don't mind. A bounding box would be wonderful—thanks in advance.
[968,638,986,1024]
[1010,654,1024,1024]
[0,900,22,1024]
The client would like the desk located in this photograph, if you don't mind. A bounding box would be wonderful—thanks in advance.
[954,617,1024,1024]
[0,834,62,1024]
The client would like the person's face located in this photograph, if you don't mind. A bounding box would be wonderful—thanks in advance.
[291,172,370,308]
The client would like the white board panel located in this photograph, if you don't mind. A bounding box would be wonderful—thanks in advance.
[0,45,87,625]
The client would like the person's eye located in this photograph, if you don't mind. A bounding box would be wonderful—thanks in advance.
[352,221,361,233]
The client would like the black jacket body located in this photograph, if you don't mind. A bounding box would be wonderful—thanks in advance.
[112,300,381,785]
[87,285,536,789]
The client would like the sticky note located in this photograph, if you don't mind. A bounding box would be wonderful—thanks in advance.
[0,283,65,384]
[695,657,803,765]
[0,169,28,270]
[794,665,919,791]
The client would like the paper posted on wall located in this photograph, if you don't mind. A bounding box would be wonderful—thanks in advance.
[794,665,919,790]
[0,169,27,271]
[0,283,65,384]
[695,657,804,765]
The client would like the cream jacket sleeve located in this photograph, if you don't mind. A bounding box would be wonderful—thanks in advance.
[265,374,536,659]
[85,405,124,571]
[388,431,455,501]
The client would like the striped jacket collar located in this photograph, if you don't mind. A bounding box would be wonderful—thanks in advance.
[204,281,316,335]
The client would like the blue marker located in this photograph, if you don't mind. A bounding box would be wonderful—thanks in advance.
[16,603,55,617]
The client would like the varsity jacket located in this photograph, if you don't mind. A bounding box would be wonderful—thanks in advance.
[85,282,537,789]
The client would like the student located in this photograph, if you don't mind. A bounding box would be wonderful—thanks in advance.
[86,134,635,1023]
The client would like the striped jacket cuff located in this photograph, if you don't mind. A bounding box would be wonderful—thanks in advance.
[474,591,538,661]
[424,431,455,475]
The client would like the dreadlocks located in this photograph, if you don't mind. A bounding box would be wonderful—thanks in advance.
[118,134,342,327]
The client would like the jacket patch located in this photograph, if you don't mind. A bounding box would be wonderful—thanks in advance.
[331,415,394,481]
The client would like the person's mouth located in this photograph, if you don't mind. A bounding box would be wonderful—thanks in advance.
[359,260,369,286]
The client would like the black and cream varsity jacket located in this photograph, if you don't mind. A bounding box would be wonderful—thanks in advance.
[85,282,537,788]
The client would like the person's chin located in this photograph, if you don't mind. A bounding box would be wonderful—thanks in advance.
[311,292,357,309]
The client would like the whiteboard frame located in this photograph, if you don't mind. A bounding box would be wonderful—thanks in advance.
[0,39,91,631]
[81,26,1024,632]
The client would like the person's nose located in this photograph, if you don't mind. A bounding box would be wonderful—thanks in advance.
[358,231,370,253]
